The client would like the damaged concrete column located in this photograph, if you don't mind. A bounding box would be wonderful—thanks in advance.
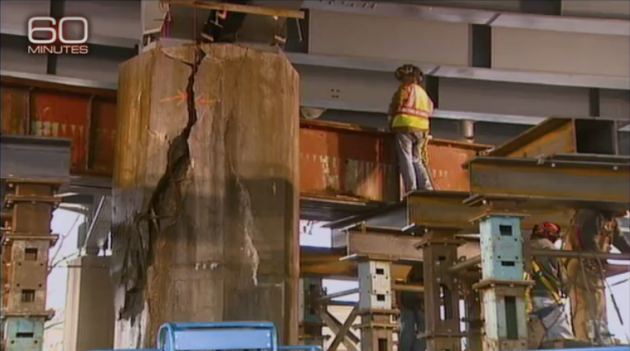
[111,44,300,347]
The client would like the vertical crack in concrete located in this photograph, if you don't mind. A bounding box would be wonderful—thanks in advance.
[120,48,206,322]
[225,115,260,287]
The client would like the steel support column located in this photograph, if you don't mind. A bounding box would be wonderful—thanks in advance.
[1,179,62,351]
[471,206,533,351]
[460,278,483,351]
[355,258,398,351]
[299,277,325,347]
[417,229,465,351]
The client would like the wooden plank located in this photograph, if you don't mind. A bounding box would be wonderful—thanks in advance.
[111,44,299,346]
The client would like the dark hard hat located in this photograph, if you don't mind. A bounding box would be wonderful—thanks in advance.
[395,64,423,81]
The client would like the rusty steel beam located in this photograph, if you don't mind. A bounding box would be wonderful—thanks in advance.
[488,117,619,158]
[1,74,489,205]
[299,246,415,280]
[342,225,424,262]
[407,190,576,230]
[467,155,630,206]
[488,118,577,157]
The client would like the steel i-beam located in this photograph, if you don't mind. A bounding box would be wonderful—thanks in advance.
[1,178,62,351]
[467,155,630,207]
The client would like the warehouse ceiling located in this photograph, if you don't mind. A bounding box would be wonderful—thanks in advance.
[0,0,628,146]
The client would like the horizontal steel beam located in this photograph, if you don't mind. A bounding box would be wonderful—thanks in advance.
[488,118,577,157]
[0,70,550,126]
[164,0,305,19]
[448,254,629,277]
[532,249,630,261]
[489,118,620,157]
[407,190,576,230]
[303,1,630,36]
[300,196,387,222]
[2,73,503,207]
[0,25,139,49]
[325,201,408,230]
[344,226,424,262]
[289,52,630,90]
[467,156,630,206]
[318,288,359,302]
[3,69,627,132]
[331,223,481,263]
[0,135,71,180]
[302,98,548,126]
[1,70,117,91]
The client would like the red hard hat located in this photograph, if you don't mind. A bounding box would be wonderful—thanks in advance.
[534,222,561,241]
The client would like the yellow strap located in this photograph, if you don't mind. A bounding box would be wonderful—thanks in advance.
[532,261,563,303]
[420,133,430,165]
[524,272,533,313]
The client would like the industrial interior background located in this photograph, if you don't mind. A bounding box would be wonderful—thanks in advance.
[0,0,629,351]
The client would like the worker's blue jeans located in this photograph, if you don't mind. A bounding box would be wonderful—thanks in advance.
[399,307,426,351]
[395,132,433,192]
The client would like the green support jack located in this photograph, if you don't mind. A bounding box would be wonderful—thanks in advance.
[472,210,534,351]
[3,317,45,351]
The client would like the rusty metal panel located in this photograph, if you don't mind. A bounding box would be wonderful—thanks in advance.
[488,118,576,158]
[1,86,30,135]
[300,120,399,202]
[29,90,91,172]
[89,98,117,175]
[427,139,489,191]
[1,77,118,178]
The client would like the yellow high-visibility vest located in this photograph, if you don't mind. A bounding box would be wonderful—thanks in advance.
[392,84,434,131]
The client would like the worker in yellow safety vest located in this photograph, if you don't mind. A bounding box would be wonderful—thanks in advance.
[527,222,575,345]
[388,64,434,192]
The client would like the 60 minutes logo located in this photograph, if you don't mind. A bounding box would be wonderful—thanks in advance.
[28,16,89,55]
